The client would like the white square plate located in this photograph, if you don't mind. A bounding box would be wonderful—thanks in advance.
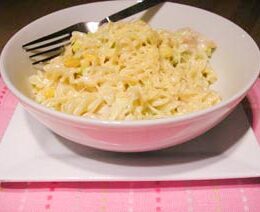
[0,104,260,182]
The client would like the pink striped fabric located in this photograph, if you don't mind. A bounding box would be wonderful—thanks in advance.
[0,78,260,212]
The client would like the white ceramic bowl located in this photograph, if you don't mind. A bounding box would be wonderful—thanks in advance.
[1,1,260,152]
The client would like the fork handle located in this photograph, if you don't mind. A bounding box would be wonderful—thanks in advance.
[100,0,164,24]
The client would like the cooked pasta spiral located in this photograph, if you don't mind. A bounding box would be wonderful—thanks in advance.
[29,20,221,120]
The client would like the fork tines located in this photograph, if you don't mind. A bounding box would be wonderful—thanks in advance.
[23,25,76,64]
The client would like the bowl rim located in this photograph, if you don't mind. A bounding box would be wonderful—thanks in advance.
[1,1,260,127]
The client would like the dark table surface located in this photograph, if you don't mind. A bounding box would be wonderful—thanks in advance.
[0,0,259,51]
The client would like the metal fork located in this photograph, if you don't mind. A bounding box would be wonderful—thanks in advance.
[23,0,163,65]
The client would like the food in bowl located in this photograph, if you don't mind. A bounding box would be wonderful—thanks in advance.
[29,20,221,120]
[2,1,259,152]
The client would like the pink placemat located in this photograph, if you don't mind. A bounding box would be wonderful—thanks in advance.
[0,77,260,211]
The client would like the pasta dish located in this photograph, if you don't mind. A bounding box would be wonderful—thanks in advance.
[29,20,221,120]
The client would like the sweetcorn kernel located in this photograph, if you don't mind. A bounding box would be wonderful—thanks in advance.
[64,57,81,67]
[43,87,55,98]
